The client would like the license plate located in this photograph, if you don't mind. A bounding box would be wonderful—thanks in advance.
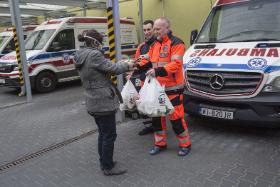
[199,107,234,120]
[0,79,5,84]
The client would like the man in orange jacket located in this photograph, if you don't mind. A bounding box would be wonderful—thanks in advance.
[134,20,156,136]
[136,17,191,156]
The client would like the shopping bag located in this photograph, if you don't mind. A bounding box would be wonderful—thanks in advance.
[120,80,138,111]
[136,76,174,117]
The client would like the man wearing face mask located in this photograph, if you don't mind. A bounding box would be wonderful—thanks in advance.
[74,29,136,175]
[136,17,191,156]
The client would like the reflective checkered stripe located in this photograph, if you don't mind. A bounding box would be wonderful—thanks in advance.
[154,130,167,147]
[152,61,169,68]
[171,54,183,61]
[177,129,191,147]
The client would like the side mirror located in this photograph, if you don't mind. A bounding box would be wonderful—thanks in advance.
[190,30,198,45]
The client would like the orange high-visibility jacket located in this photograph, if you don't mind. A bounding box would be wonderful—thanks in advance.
[138,32,186,94]
[134,36,156,62]
[135,42,145,61]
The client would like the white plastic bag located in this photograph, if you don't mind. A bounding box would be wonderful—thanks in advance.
[120,80,138,111]
[136,76,174,117]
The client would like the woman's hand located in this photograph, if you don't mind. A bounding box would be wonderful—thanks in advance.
[126,72,133,80]
[119,59,134,64]
[127,61,138,71]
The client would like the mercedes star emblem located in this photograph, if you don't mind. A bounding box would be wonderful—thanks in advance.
[209,74,224,90]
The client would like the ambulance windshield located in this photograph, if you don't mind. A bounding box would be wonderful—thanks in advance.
[0,36,10,49]
[25,29,55,50]
[196,0,280,43]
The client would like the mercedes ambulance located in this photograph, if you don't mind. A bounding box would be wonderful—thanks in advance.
[0,25,37,58]
[183,0,280,123]
[0,17,138,92]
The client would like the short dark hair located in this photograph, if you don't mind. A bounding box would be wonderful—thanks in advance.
[143,20,154,27]
[77,29,103,47]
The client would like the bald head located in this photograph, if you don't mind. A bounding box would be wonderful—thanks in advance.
[153,17,171,40]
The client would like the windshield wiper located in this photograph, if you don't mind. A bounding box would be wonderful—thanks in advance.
[235,39,280,42]
[255,42,280,48]
[218,30,279,42]
[194,44,216,49]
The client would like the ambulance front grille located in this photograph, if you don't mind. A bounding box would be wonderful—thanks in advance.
[0,64,15,73]
[186,70,263,96]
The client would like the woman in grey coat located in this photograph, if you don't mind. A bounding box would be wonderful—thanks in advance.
[74,29,135,176]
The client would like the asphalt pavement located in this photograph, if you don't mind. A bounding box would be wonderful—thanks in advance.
[0,82,280,187]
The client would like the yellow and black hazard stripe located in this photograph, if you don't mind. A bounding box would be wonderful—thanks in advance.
[12,26,24,87]
[107,6,117,85]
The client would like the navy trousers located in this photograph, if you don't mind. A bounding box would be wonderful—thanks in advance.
[92,113,117,170]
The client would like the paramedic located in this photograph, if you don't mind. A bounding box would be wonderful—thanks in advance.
[74,29,136,175]
[134,20,156,136]
[137,17,191,156]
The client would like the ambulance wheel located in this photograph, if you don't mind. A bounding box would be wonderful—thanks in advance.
[35,71,57,93]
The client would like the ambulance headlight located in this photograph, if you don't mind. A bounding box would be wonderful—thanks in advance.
[13,65,18,71]
[262,77,280,92]
[273,77,280,89]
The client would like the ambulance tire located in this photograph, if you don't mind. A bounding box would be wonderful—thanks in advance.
[35,71,57,93]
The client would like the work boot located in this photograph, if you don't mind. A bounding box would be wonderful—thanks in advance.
[138,125,154,136]
[103,162,127,176]
[149,145,167,155]
[178,145,191,156]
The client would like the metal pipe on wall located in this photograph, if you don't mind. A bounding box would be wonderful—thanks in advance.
[83,0,88,16]
[161,0,165,17]
[138,0,144,42]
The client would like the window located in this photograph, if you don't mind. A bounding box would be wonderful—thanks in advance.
[196,0,280,43]
[48,29,75,52]
[2,39,15,54]
[25,29,55,50]
[0,36,10,49]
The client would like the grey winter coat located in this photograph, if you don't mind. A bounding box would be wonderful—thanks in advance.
[74,47,130,115]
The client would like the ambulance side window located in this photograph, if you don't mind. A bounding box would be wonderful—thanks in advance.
[2,39,15,54]
[48,29,75,52]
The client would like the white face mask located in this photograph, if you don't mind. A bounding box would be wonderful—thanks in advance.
[84,35,103,50]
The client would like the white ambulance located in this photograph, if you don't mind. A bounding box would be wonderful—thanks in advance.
[183,0,280,123]
[0,25,37,58]
[0,17,138,92]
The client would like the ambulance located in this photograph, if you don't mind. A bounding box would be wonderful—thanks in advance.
[183,0,280,123]
[0,25,37,58]
[0,17,138,92]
